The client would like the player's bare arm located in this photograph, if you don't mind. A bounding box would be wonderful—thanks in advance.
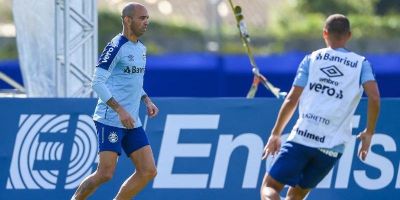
[141,94,159,118]
[262,86,303,159]
[107,97,135,129]
[357,80,380,160]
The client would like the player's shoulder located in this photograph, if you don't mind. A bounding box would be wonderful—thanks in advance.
[97,34,129,69]
[311,47,365,60]
[308,48,328,60]
[341,48,365,59]
[109,34,130,49]
[137,39,145,46]
[136,40,147,51]
[346,50,367,65]
[311,47,329,54]
[101,34,130,56]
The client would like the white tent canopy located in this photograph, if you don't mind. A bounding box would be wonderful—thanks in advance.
[13,0,97,97]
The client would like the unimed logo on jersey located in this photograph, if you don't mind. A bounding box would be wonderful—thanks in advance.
[6,114,98,190]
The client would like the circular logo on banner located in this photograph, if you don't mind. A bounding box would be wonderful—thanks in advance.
[7,114,98,189]
[108,131,118,143]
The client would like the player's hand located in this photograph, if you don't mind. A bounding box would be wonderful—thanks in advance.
[117,107,135,129]
[262,134,281,160]
[146,101,159,118]
[357,129,373,161]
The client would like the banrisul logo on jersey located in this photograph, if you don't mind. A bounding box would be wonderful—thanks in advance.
[123,66,145,74]
[316,53,358,68]
[6,114,98,190]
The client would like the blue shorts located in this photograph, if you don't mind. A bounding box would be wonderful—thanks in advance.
[268,141,342,189]
[94,121,150,156]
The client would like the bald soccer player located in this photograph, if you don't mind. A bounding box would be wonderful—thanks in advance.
[71,2,159,200]
[260,14,380,200]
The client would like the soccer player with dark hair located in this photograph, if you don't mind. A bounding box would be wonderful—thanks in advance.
[260,14,380,200]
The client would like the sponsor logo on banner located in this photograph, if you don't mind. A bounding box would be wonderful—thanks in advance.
[6,114,98,190]
[4,112,399,198]
[153,114,400,191]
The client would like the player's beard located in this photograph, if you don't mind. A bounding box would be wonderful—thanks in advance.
[131,22,146,38]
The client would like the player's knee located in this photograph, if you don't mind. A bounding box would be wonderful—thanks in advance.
[264,175,283,192]
[260,186,280,200]
[286,193,304,200]
[286,186,309,200]
[99,173,113,183]
[145,167,157,179]
[139,167,157,180]
[260,174,284,200]
[95,170,114,183]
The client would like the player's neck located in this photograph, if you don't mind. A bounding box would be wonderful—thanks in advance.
[327,44,346,49]
[325,40,347,49]
[122,28,139,43]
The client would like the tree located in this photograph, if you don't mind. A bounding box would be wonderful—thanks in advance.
[296,0,378,15]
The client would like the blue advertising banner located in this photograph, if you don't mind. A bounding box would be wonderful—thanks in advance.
[0,98,398,200]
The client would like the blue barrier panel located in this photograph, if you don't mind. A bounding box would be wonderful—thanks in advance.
[0,59,23,89]
[1,53,399,97]
[0,98,399,200]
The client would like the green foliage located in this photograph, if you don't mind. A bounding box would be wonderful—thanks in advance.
[68,3,400,54]
[258,0,400,53]
[97,11,123,53]
[98,10,206,54]
[1,3,400,60]
[141,20,206,53]
[0,2,13,23]
[267,13,325,40]
[266,12,400,40]
[0,39,18,59]
[296,0,378,15]
[376,0,400,15]
[349,14,400,38]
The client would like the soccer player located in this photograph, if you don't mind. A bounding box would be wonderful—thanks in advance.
[260,14,380,200]
[71,2,159,200]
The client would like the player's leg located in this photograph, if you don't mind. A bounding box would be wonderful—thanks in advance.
[71,151,118,200]
[114,145,156,200]
[261,174,284,200]
[285,186,310,200]
[71,121,123,200]
[287,148,342,200]
[260,142,311,200]
[114,127,156,200]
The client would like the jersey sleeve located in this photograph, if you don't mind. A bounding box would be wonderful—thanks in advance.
[91,67,113,102]
[360,59,376,84]
[92,36,127,102]
[293,55,310,87]
[92,42,122,102]
[141,88,147,97]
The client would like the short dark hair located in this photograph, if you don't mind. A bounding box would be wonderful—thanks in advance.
[324,14,350,38]
[121,3,138,19]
